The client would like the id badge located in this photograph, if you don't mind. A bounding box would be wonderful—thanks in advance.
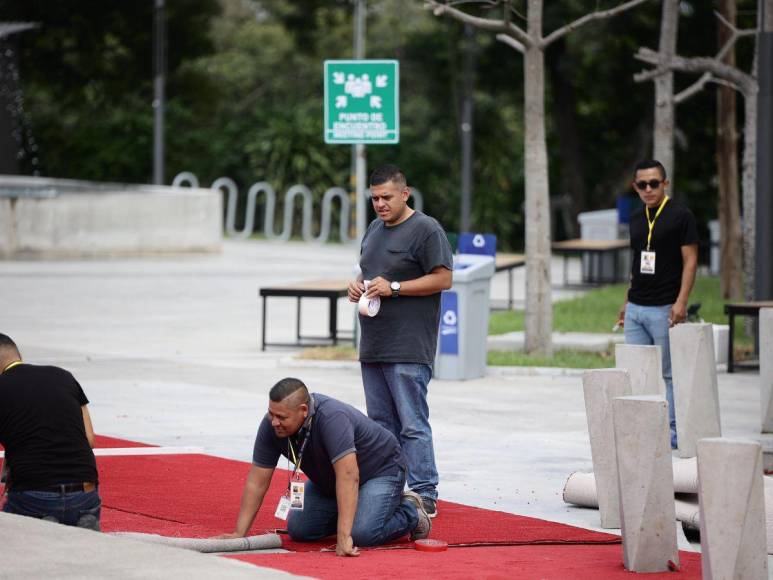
[290,481,305,510]
[640,251,656,275]
[274,496,291,520]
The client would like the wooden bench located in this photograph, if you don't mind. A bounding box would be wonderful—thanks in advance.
[551,239,629,286]
[723,301,773,373]
[259,279,353,350]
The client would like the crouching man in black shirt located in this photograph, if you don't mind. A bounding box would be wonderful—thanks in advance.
[0,334,101,530]
[217,377,431,556]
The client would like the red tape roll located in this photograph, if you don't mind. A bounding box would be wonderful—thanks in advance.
[414,539,448,552]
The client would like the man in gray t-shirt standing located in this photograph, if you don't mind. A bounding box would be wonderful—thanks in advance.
[348,164,453,518]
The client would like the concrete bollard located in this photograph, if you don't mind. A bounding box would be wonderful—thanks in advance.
[669,323,721,458]
[613,395,678,573]
[761,309,773,433]
[614,344,665,396]
[697,438,768,580]
[582,369,632,528]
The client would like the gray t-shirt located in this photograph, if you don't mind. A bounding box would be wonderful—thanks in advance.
[252,394,404,497]
[358,211,453,366]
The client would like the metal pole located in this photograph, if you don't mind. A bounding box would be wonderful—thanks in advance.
[354,0,367,241]
[153,0,166,185]
[460,24,475,233]
[756,0,773,300]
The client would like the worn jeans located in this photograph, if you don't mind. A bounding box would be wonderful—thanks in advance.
[360,362,438,500]
[3,488,101,530]
[624,301,677,448]
[287,468,417,547]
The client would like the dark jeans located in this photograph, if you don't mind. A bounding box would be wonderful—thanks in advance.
[3,487,101,530]
[361,362,438,500]
[287,469,417,547]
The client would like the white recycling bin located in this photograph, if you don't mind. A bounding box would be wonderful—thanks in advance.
[434,253,496,380]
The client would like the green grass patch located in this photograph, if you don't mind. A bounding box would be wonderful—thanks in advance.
[489,276,748,341]
[487,348,614,369]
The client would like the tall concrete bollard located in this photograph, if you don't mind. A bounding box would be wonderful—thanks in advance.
[582,369,632,528]
[761,309,773,432]
[697,438,768,580]
[670,323,721,458]
[613,395,678,572]
[615,344,665,396]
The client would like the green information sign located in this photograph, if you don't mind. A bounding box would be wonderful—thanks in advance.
[324,60,399,144]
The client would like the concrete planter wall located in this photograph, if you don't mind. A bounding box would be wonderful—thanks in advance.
[0,179,221,257]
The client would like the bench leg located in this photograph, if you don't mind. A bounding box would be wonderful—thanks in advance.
[508,269,514,310]
[296,297,302,341]
[728,313,735,373]
[330,297,338,346]
[261,296,267,351]
[563,255,568,286]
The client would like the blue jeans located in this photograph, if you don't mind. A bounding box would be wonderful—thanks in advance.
[3,488,101,530]
[624,302,677,448]
[287,469,418,547]
[360,362,438,500]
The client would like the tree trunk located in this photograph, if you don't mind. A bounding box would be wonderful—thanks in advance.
[523,0,553,356]
[742,88,758,301]
[717,0,743,300]
[653,0,679,180]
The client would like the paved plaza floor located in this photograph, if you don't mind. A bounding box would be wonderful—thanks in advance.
[0,239,768,577]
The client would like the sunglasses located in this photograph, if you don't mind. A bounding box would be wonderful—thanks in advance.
[634,179,664,190]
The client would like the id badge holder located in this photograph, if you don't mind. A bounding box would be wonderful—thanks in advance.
[274,495,291,520]
[290,481,305,510]
[640,251,656,275]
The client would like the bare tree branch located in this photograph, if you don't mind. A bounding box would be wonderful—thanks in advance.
[634,47,756,94]
[673,72,713,103]
[540,0,652,48]
[496,32,525,53]
[423,0,532,47]
[635,9,755,91]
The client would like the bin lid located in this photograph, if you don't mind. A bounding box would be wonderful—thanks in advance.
[452,253,495,281]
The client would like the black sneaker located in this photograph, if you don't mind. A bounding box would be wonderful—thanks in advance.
[402,490,431,540]
[421,496,438,519]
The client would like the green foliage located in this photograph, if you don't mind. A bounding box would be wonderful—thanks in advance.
[5,0,759,251]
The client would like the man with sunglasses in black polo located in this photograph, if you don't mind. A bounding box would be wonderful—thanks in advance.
[616,159,699,449]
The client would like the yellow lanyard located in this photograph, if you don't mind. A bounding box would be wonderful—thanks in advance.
[1,361,22,373]
[287,417,312,479]
[645,196,669,251]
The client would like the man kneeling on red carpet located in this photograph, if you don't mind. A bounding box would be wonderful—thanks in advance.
[216,377,431,556]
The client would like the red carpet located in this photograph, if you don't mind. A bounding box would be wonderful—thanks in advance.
[230,545,702,579]
[94,434,153,448]
[6,435,701,578]
[98,453,620,552]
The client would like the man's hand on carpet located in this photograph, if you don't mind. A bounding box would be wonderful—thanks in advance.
[336,534,360,557]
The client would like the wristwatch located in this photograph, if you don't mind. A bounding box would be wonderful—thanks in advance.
[390,280,401,298]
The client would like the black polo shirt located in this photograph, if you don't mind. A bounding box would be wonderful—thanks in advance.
[628,198,699,306]
[252,393,404,497]
[0,364,98,491]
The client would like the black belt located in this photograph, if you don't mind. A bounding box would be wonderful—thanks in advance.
[24,482,97,493]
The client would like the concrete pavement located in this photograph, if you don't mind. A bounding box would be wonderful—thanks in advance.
[0,239,768,577]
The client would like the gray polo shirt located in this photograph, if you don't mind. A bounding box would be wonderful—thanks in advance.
[358,211,453,366]
[252,393,405,496]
